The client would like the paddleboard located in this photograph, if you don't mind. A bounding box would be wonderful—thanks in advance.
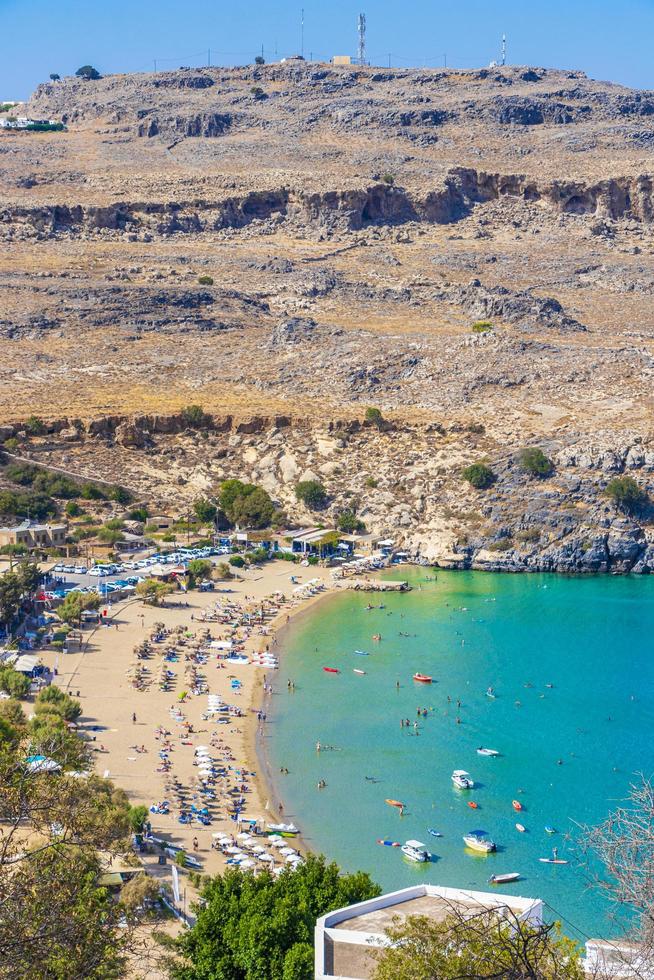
[385,799,405,809]
[539,858,568,864]
[515,823,526,833]
[353,669,366,675]
[376,839,400,847]
[322,667,339,674]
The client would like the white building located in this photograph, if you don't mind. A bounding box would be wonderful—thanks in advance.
[314,883,543,980]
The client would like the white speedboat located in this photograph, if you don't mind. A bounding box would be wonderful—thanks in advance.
[463,830,496,853]
[401,839,431,863]
[489,872,520,884]
[452,769,474,789]
[477,747,500,757]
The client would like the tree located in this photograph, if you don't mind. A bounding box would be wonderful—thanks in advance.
[65,501,82,517]
[216,561,233,579]
[581,775,654,955]
[36,685,82,722]
[228,555,245,568]
[57,591,101,626]
[295,480,328,510]
[136,579,174,605]
[0,667,30,700]
[255,55,265,65]
[171,855,380,980]
[128,506,148,522]
[127,803,149,835]
[109,485,131,505]
[75,65,101,80]
[337,509,365,534]
[0,726,159,979]
[193,498,217,524]
[371,910,582,980]
[605,475,648,514]
[231,487,275,529]
[0,698,27,734]
[0,563,39,632]
[462,461,495,489]
[519,447,554,478]
[49,73,60,81]
[186,559,212,587]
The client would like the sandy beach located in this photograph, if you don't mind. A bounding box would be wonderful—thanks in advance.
[34,562,340,894]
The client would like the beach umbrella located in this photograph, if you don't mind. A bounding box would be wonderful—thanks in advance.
[272,866,284,876]
[285,854,299,863]
[224,846,244,855]
[267,834,283,844]
[279,847,296,857]
[250,845,266,854]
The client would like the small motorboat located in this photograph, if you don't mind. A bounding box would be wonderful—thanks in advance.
[486,687,496,699]
[463,830,496,853]
[353,650,369,656]
[413,673,432,684]
[468,801,479,809]
[515,823,526,833]
[428,828,443,837]
[353,668,366,675]
[512,800,523,811]
[539,857,568,865]
[452,769,474,789]
[489,872,521,885]
[477,747,500,757]
[323,667,340,674]
[385,799,405,810]
[377,839,400,847]
[401,839,431,862]
[545,826,557,834]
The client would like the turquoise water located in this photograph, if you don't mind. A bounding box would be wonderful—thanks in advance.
[266,569,654,940]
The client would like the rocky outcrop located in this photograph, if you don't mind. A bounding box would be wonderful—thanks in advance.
[440,279,587,332]
[137,111,233,138]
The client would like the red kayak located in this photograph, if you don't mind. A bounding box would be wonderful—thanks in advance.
[323,667,340,674]
[413,673,432,684]
[512,800,523,811]
[468,801,479,809]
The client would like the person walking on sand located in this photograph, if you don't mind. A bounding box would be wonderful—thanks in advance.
[193,837,199,852]
[132,712,137,724]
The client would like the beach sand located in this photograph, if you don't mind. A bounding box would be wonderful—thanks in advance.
[34,562,339,897]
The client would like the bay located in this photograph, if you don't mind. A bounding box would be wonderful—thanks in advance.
[267,569,654,939]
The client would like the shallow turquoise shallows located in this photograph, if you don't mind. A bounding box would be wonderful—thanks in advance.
[266,569,654,940]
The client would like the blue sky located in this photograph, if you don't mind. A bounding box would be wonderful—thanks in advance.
[2,0,653,99]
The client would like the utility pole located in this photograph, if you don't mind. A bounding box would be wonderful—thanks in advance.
[153,58,157,72]
[388,53,391,68]
[207,48,211,67]
[443,52,447,67]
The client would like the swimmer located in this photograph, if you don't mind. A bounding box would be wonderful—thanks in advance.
[316,741,321,752]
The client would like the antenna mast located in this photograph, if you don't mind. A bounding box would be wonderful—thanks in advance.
[501,33,507,66]
[358,13,366,66]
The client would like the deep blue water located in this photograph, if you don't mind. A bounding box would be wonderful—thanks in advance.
[266,569,654,939]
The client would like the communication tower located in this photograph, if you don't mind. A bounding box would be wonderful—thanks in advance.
[501,33,507,66]
[358,13,366,66]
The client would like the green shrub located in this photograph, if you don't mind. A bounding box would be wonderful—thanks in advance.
[364,407,383,427]
[604,475,648,513]
[381,173,394,185]
[80,482,106,500]
[198,275,214,286]
[250,86,265,99]
[472,320,493,333]
[364,476,378,489]
[104,518,124,531]
[24,416,46,435]
[65,501,82,518]
[229,555,245,568]
[295,480,328,510]
[487,538,513,552]
[128,507,149,522]
[193,499,217,523]
[519,447,554,478]
[337,510,366,534]
[2,438,18,451]
[181,404,209,428]
[462,462,495,490]
[516,528,540,543]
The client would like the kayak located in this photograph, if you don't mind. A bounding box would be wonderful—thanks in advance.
[468,801,479,809]
[323,667,340,674]
[377,839,400,847]
[515,823,526,833]
[353,668,366,675]
[353,650,369,656]
[512,800,523,811]
[539,858,568,864]
[413,673,432,684]
[385,799,405,809]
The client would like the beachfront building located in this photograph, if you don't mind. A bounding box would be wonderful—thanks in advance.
[314,883,543,980]
[288,527,355,559]
[0,519,67,550]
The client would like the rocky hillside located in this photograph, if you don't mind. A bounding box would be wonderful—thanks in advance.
[1,62,653,571]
